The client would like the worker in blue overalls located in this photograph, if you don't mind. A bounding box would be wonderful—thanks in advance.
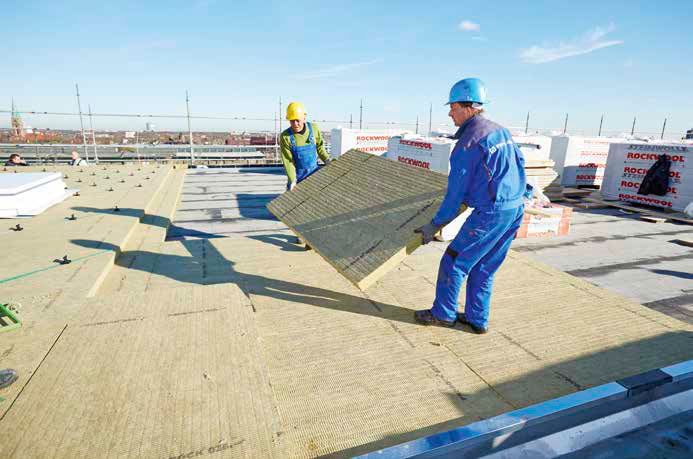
[279,102,331,191]
[279,102,331,249]
[414,78,527,334]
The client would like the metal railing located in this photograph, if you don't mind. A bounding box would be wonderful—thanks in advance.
[0,144,280,166]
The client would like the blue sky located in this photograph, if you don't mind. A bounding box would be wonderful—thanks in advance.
[3,0,692,137]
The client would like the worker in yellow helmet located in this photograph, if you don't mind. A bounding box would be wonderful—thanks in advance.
[280,102,330,190]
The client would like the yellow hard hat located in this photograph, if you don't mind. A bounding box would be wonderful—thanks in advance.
[286,102,306,120]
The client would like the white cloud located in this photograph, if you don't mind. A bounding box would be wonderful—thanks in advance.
[459,20,480,32]
[296,60,380,79]
[519,23,623,64]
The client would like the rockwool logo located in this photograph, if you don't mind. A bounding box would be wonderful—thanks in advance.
[398,156,430,169]
[577,163,604,168]
[626,152,686,162]
[356,146,388,153]
[620,181,677,194]
[623,167,681,178]
[399,140,432,150]
[356,135,391,142]
[618,193,672,207]
[576,175,602,180]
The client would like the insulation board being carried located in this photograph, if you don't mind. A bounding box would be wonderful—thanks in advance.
[267,149,450,290]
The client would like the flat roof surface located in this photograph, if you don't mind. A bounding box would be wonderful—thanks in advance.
[166,166,287,240]
[1,165,692,458]
[512,207,693,324]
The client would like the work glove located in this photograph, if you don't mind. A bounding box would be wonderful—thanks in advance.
[414,222,441,245]
[289,181,297,191]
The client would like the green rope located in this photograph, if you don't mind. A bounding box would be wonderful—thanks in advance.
[0,250,112,285]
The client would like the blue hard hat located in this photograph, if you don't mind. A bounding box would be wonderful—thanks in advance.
[446,78,487,105]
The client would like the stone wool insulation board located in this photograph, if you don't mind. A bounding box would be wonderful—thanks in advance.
[549,136,624,187]
[267,149,450,290]
[601,142,693,212]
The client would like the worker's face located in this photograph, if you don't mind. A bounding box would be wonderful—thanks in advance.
[448,102,476,127]
[71,151,79,160]
[11,156,21,163]
[289,118,305,133]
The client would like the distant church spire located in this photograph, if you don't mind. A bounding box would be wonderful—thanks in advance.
[10,98,24,137]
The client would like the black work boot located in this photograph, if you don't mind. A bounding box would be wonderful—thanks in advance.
[414,310,456,328]
[456,313,488,334]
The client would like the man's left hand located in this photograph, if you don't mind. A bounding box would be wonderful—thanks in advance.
[414,223,441,244]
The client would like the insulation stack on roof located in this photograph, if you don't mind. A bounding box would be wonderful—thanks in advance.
[511,134,560,193]
[524,159,561,193]
[549,136,625,187]
[386,134,455,174]
[600,142,693,212]
[512,134,552,162]
[329,128,406,159]
[515,204,572,239]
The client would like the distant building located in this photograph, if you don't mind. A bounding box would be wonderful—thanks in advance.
[145,122,156,132]
[10,99,24,139]
[686,128,693,139]
[250,133,273,145]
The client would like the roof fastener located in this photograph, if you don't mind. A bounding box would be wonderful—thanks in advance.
[54,255,72,265]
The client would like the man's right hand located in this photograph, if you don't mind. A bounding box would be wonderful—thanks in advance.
[414,222,441,245]
[289,181,297,191]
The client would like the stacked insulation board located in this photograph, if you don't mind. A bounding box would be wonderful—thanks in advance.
[524,159,561,193]
[267,149,450,290]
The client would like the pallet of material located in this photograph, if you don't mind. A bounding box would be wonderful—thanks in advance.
[516,203,572,238]
[584,197,693,225]
[561,187,594,197]
[524,159,556,168]
[267,149,450,290]
[639,215,667,224]
[573,201,611,209]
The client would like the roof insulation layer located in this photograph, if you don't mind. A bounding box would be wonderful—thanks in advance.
[267,149,454,290]
[1,164,692,458]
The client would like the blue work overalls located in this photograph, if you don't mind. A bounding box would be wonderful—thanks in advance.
[429,115,527,328]
[288,122,319,185]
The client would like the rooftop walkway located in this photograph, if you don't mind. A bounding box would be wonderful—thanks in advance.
[1,165,692,458]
